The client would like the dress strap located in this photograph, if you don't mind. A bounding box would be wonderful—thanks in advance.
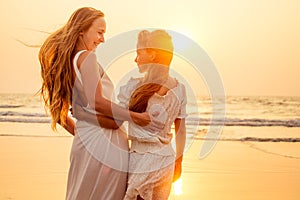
[73,50,87,85]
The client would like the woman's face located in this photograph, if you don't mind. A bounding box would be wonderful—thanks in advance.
[134,49,154,73]
[81,17,106,51]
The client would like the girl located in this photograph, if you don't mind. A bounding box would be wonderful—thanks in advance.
[118,30,187,200]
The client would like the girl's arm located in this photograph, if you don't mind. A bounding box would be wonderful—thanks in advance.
[173,118,186,182]
[174,118,186,160]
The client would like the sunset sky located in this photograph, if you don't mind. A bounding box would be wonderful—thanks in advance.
[0,0,299,96]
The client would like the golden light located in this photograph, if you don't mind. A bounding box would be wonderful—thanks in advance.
[173,177,183,195]
[169,25,195,39]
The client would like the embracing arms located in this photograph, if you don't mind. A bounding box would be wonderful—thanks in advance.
[63,51,162,135]
[72,103,122,129]
[79,52,151,125]
[60,111,120,136]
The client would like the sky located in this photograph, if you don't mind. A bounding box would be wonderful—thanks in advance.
[0,0,299,96]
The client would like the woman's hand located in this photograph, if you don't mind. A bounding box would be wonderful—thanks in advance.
[130,112,151,126]
[131,111,164,132]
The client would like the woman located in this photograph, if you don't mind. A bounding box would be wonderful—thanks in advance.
[39,7,162,200]
[118,30,187,200]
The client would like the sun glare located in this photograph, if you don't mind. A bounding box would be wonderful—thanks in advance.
[171,26,195,39]
[173,177,183,195]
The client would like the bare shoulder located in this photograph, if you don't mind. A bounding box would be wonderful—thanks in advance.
[77,51,96,69]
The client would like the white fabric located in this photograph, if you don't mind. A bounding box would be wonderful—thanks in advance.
[72,50,86,85]
[66,51,129,200]
[118,76,187,200]
[118,77,187,156]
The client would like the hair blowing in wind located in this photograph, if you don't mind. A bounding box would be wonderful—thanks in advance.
[38,7,104,129]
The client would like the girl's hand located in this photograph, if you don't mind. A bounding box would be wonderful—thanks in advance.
[173,156,183,182]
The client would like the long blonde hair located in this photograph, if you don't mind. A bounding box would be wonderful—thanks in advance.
[39,7,104,130]
[129,30,174,113]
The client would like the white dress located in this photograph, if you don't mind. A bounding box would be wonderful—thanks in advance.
[118,77,187,200]
[66,50,129,200]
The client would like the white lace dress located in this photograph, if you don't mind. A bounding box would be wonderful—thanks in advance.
[66,50,129,200]
[118,77,187,200]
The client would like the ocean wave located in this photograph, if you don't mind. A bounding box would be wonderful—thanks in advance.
[0,105,23,108]
[241,137,300,142]
[186,117,300,127]
[194,136,300,143]
[0,111,47,117]
[1,133,299,143]
[0,117,50,123]
[0,111,300,127]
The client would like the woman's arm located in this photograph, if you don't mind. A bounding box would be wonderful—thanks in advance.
[60,116,75,136]
[173,118,186,182]
[79,52,163,131]
[72,103,122,129]
[61,108,122,135]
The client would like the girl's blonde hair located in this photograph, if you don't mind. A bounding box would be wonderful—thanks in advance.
[129,30,174,113]
[39,7,104,130]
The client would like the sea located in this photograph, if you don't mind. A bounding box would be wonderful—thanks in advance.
[1,93,300,162]
[0,93,300,141]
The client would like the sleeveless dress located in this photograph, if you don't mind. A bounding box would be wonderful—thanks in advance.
[118,77,187,200]
[66,50,129,200]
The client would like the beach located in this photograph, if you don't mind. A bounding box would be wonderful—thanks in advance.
[1,122,299,200]
[176,126,300,200]
[0,123,71,200]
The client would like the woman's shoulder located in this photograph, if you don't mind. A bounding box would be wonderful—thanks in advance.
[77,50,96,68]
